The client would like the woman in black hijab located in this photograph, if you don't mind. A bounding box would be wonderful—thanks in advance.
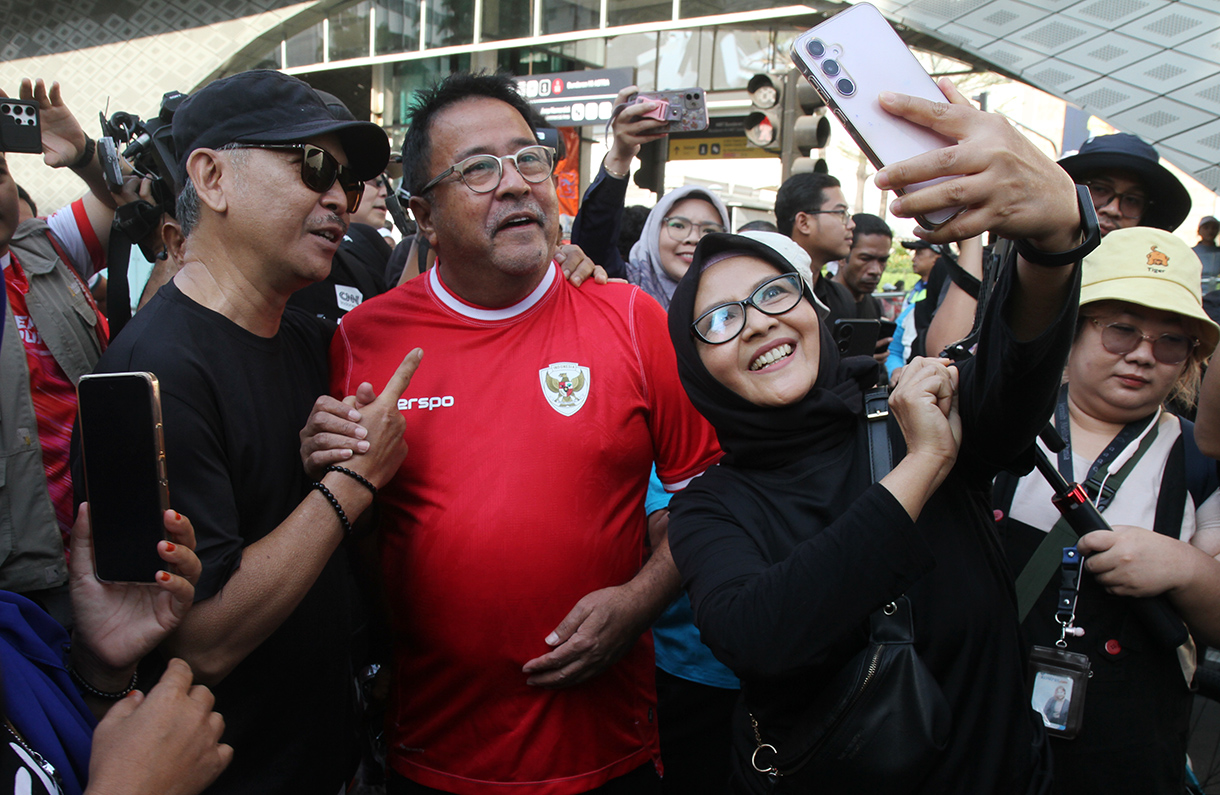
[664,84,1094,794]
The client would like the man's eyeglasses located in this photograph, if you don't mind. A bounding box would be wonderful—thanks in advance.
[662,216,726,242]
[804,208,850,224]
[420,144,556,195]
[228,143,364,214]
[1089,318,1197,365]
[1083,181,1150,221]
[692,273,805,345]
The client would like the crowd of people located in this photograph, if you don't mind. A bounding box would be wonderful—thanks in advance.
[3,60,1220,795]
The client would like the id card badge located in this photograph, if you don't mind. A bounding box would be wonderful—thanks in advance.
[1028,645,1090,739]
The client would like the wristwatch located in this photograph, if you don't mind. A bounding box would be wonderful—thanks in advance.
[1013,184,1100,268]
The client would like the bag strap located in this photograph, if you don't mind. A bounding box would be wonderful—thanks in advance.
[864,387,892,483]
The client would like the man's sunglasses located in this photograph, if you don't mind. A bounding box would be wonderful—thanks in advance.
[227,143,364,214]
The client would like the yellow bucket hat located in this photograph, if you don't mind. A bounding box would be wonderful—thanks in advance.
[1080,227,1219,358]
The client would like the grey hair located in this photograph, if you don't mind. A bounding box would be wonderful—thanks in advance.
[176,144,247,238]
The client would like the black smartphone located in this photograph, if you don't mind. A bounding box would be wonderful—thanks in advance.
[76,372,169,583]
[878,319,897,340]
[0,99,41,154]
[834,318,881,358]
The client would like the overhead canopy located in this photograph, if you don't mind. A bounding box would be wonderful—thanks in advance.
[871,0,1220,192]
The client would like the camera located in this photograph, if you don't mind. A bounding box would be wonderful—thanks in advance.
[99,89,188,216]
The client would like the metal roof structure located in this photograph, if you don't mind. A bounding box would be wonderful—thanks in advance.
[870,0,1220,191]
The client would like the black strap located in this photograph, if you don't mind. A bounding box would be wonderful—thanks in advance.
[864,387,892,483]
[1053,386,1157,510]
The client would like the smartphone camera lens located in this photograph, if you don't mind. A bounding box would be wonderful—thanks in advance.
[821,59,841,77]
[806,38,826,58]
[0,104,9,114]
[836,78,856,96]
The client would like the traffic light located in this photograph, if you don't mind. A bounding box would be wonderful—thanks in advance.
[744,74,783,152]
[783,75,829,177]
[634,138,666,196]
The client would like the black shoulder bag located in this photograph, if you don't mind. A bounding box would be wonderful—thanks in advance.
[747,388,951,793]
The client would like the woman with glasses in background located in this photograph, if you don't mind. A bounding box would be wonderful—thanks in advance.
[994,227,1220,795]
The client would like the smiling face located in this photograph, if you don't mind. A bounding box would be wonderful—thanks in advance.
[657,197,723,282]
[1067,300,1191,424]
[409,96,558,306]
[694,255,822,408]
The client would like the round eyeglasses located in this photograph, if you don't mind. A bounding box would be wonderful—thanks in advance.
[1083,181,1150,221]
[420,144,556,194]
[662,216,726,242]
[1090,318,1197,365]
[227,143,364,214]
[692,273,806,345]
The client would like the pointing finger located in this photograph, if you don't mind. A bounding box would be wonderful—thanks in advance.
[376,348,424,407]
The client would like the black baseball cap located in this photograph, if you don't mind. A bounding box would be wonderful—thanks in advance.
[1058,133,1190,232]
[900,239,934,251]
[173,70,390,180]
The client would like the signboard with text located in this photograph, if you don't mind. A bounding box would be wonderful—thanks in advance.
[515,68,634,128]
[668,116,773,160]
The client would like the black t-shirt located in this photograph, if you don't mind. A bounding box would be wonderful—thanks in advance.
[811,273,856,327]
[669,258,1081,794]
[85,282,357,795]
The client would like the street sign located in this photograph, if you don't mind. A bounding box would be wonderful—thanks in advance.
[669,116,773,160]
[515,68,634,128]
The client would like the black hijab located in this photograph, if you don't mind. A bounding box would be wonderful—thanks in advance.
[667,233,879,469]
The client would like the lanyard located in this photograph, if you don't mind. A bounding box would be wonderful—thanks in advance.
[1053,386,1159,512]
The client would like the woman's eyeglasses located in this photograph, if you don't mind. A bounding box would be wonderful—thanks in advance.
[420,145,556,194]
[228,143,365,214]
[662,216,726,242]
[692,273,805,345]
[1089,318,1197,365]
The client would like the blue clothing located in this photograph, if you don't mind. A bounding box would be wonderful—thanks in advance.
[0,591,94,795]
[886,279,926,377]
[646,472,739,689]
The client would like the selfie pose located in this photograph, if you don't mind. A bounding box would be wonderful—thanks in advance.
[665,79,1095,794]
[995,227,1220,795]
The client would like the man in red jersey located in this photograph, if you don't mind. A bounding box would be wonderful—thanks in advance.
[330,72,721,795]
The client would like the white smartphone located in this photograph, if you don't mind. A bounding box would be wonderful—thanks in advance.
[791,3,964,228]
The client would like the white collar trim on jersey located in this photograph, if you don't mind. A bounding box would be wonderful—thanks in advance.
[429,260,557,321]
[1,252,10,270]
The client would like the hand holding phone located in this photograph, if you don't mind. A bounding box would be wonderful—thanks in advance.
[77,372,170,583]
[624,89,709,134]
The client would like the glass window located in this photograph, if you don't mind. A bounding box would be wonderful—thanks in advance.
[374,0,420,54]
[285,23,324,67]
[680,0,788,20]
[608,0,670,28]
[481,0,532,42]
[426,0,475,47]
[712,28,777,90]
[329,1,372,61]
[606,32,658,90]
[541,0,598,36]
[655,29,708,89]
[386,55,473,130]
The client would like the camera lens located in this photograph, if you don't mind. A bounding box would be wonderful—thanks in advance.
[837,78,856,96]
[821,59,841,77]
[0,104,9,114]
[806,38,825,58]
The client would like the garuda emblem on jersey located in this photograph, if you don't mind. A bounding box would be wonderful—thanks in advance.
[539,361,591,417]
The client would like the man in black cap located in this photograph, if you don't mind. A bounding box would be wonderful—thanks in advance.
[1057,132,1191,237]
[81,69,414,795]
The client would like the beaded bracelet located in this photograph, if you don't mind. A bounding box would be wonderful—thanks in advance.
[325,465,377,496]
[69,664,137,699]
[313,481,354,535]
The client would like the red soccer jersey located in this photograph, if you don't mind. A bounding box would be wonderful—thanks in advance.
[331,263,720,795]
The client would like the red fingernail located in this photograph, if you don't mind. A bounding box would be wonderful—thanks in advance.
[164,542,176,552]
[173,511,182,521]
[157,571,171,582]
